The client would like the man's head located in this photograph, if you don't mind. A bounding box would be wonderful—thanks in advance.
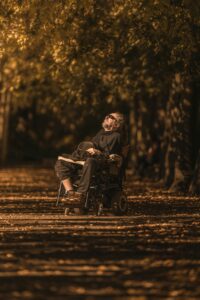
[102,112,124,131]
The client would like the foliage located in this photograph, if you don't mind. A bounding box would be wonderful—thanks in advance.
[0,0,199,167]
[0,0,199,110]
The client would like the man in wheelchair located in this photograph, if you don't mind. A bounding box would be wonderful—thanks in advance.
[55,112,129,215]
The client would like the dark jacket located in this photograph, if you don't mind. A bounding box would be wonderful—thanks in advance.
[92,129,122,156]
[63,129,122,161]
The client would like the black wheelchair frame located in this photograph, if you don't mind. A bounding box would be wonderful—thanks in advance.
[56,159,128,216]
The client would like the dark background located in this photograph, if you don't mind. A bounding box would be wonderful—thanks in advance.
[0,0,199,193]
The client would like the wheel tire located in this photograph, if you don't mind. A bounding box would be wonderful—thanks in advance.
[82,207,89,215]
[74,208,81,215]
[111,190,128,216]
[96,202,103,216]
[64,208,70,215]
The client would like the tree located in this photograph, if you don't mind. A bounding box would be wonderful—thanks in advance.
[0,0,199,194]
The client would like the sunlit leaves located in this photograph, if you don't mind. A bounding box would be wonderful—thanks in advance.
[0,0,198,111]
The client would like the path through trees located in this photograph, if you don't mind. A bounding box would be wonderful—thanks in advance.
[0,167,200,299]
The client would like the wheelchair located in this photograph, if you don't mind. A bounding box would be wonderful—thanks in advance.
[56,156,128,216]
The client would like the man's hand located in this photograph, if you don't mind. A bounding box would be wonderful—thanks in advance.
[109,154,122,167]
[86,148,101,155]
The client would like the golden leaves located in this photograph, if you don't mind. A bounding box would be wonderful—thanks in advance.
[0,0,197,110]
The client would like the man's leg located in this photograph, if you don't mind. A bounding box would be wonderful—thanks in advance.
[62,178,73,192]
[77,158,97,194]
[55,159,85,215]
[55,159,78,192]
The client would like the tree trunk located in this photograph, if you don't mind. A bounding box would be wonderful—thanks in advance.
[189,149,200,194]
[189,85,200,194]
[0,77,11,165]
[161,86,175,187]
[164,73,193,192]
[129,99,139,168]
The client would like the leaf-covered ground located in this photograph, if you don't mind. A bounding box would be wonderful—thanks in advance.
[0,166,200,299]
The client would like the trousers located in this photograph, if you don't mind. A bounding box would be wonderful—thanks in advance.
[55,157,102,194]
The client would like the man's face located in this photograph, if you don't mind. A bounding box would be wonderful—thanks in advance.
[102,113,118,131]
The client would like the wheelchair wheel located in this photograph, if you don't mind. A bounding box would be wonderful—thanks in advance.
[92,201,103,216]
[74,208,81,215]
[64,207,70,215]
[111,190,128,215]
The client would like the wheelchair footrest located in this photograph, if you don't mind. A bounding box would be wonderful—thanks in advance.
[63,202,81,208]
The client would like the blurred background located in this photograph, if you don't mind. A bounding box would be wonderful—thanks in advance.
[0,0,199,193]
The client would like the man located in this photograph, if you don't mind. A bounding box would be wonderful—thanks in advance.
[55,112,125,203]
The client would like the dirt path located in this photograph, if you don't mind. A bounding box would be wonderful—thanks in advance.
[0,167,200,299]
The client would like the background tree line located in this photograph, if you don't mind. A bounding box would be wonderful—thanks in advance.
[0,0,199,193]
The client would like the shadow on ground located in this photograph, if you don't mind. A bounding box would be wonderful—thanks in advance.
[0,167,200,299]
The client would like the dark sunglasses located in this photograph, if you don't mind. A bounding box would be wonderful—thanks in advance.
[106,114,117,121]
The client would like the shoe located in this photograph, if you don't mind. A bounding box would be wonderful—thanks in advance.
[64,207,82,215]
[62,190,84,205]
